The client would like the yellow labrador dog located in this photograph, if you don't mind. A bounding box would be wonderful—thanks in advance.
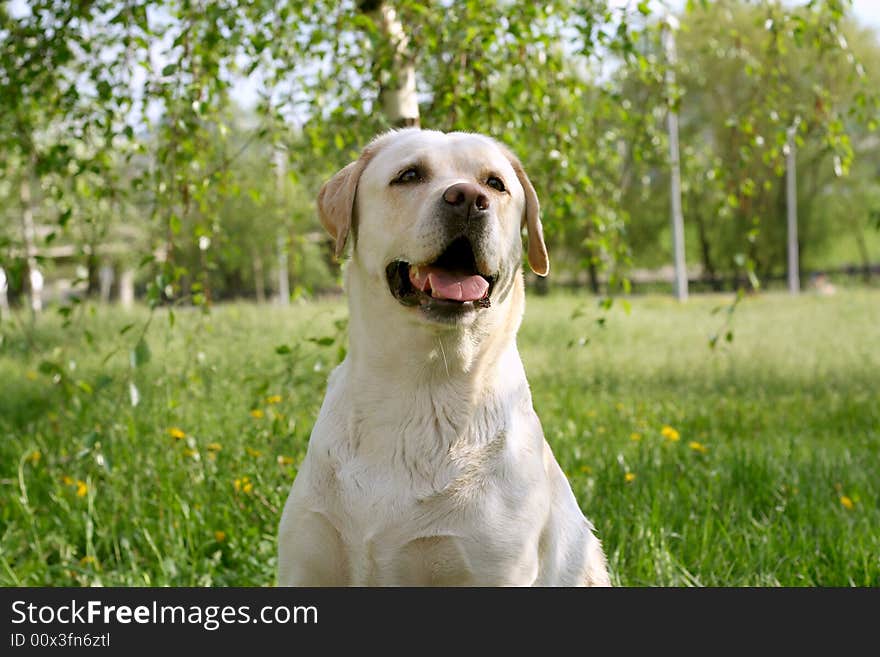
[277,128,610,586]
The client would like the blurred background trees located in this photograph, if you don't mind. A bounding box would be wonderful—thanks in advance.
[1,0,877,315]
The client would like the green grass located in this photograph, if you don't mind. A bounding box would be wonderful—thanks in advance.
[1,289,878,586]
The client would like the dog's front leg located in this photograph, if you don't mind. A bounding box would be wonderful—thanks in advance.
[277,503,349,586]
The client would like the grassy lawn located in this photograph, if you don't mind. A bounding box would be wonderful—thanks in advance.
[1,288,878,586]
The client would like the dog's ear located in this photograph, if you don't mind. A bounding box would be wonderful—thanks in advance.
[317,147,376,259]
[502,147,549,277]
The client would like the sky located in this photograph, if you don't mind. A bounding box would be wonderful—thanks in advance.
[831,0,878,27]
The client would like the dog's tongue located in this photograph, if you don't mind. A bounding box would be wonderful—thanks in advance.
[409,266,489,302]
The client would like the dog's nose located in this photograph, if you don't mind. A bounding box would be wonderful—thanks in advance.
[442,182,489,217]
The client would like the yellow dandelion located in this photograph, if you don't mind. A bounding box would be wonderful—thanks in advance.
[27,450,42,464]
[168,427,186,440]
[630,432,642,442]
[182,448,199,459]
[249,409,264,419]
[661,425,680,442]
[277,455,295,466]
[206,442,222,452]
[688,441,708,454]
[266,395,282,404]
[579,465,593,474]
[79,555,96,566]
[26,370,39,381]
[234,476,253,494]
[246,447,263,458]
[624,472,637,483]
[214,530,227,543]
[62,475,74,486]
[75,480,88,497]
[840,496,854,510]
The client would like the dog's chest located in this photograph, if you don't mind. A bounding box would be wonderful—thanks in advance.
[326,413,548,585]
[336,465,545,586]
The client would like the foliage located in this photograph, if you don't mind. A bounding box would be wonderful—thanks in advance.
[2,0,876,311]
[666,1,880,281]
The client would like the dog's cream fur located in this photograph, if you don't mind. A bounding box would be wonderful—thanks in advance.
[277,129,610,586]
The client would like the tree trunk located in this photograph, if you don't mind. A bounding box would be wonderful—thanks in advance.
[19,165,41,316]
[0,266,9,317]
[361,1,420,128]
[585,246,600,295]
[252,251,266,303]
[785,129,800,294]
[86,250,101,296]
[581,222,600,295]
[275,148,291,305]
[277,232,290,305]
[99,262,115,303]
[199,246,212,306]
[693,209,721,291]
[119,269,135,307]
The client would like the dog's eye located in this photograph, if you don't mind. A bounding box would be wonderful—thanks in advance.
[393,167,422,184]
[486,176,506,192]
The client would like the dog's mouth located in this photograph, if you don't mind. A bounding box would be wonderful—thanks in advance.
[386,237,496,315]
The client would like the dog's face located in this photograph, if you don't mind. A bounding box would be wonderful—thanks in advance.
[318,129,548,325]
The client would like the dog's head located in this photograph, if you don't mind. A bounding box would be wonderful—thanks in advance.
[318,129,548,325]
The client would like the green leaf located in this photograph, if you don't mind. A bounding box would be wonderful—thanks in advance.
[747,269,761,291]
[38,361,62,375]
[131,338,151,368]
[94,374,113,390]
